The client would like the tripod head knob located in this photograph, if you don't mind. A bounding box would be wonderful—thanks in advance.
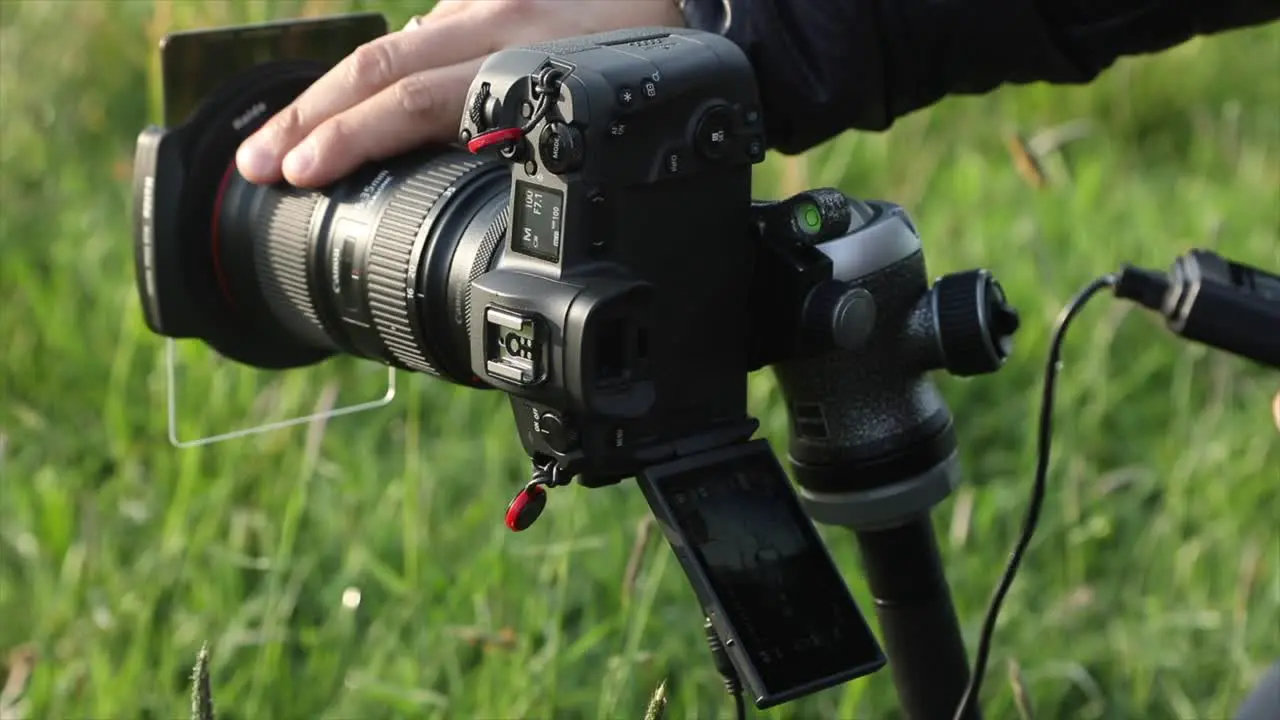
[932,269,1021,376]
[803,281,877,351]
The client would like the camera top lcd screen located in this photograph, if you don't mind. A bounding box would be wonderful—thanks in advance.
[512,181,564,263]
[160,14,387,127]
[638,441,885,707]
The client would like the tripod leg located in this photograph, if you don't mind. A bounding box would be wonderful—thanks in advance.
[854,517,979,720]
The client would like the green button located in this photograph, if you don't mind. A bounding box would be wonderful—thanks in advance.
[794,202,822,234]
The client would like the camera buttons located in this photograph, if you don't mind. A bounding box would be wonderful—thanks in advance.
[694,105,734,160]
[661,148,686,176]
[539,123,584,175]
[618,77,657,111]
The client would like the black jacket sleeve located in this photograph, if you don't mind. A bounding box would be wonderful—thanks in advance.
[679,0,1280,154]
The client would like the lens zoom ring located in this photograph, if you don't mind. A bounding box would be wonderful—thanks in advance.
[366,155,489,372]
[255,190,329,348]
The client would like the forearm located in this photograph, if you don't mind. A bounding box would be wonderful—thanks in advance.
[680,0,1280,154]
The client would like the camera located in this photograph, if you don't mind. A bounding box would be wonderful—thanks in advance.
[132,17,1024,713]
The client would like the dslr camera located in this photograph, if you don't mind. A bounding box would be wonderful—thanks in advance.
[133,15,1023,712]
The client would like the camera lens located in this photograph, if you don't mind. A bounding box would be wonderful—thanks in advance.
[135,62,512,382]
[211,148,510,384]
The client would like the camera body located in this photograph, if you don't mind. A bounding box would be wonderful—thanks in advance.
[458,29,769,484]
[131,18,1024,711]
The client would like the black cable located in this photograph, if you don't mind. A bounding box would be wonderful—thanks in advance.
[704,617,747,720]
[952,273,1118,720]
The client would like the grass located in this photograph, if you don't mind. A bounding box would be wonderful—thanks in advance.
[1,2,1277,719]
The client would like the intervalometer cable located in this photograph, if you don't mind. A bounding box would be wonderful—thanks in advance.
[952,273,1119,720]
[704,617,748,720]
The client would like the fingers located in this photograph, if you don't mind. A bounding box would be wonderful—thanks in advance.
[279,57,486,188]
[406,0,469,26]
[1273,390,1279,431]
[403,0,465,30]
[237,8,499,184]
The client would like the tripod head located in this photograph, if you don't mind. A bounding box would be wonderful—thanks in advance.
[756,193,1019,528]
[757,191,1019,719]
[622,188,1017,715]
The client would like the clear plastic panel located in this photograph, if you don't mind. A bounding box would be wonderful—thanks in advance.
[165,337,395,448]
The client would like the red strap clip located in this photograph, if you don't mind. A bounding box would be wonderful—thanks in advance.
[505,483,547,532]
[467,127,525,155]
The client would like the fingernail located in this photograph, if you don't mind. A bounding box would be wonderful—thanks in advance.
[282,143,314,179]
[236,138,276,179]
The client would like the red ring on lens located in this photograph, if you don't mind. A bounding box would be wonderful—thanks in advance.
[209,158,238,309]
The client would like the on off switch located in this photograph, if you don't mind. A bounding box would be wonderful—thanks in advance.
[538,412,577,453]
[539,123,584,174]
[695,105,734,160]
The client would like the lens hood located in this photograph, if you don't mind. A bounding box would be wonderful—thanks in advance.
[134,59,338,369]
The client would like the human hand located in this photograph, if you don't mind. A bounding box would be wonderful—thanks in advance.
[1273,390,1279,432]
[235,0,685,188]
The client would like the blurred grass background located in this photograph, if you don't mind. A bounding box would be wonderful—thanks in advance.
[1,1,1277,718]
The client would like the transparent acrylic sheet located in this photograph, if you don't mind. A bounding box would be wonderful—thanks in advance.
[165,338,396,448]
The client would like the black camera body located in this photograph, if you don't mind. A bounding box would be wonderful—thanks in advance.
[457,30,768,485]
[131,18,1025,712]
[130,16,1280,718]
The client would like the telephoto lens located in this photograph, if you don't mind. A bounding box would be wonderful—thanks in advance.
[135,59,513,387]
[212,146,510,385]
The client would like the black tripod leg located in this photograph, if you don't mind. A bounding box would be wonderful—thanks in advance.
[855,517,979,720]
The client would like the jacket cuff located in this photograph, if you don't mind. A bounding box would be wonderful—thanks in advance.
[679,0,894,153]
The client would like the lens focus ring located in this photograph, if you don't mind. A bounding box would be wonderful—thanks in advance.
[365,154,491,373]
[254,190,331,350]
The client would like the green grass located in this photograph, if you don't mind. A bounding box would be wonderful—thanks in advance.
[1,2,1277,719]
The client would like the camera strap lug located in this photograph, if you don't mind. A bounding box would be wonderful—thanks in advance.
[463,66,570,157]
